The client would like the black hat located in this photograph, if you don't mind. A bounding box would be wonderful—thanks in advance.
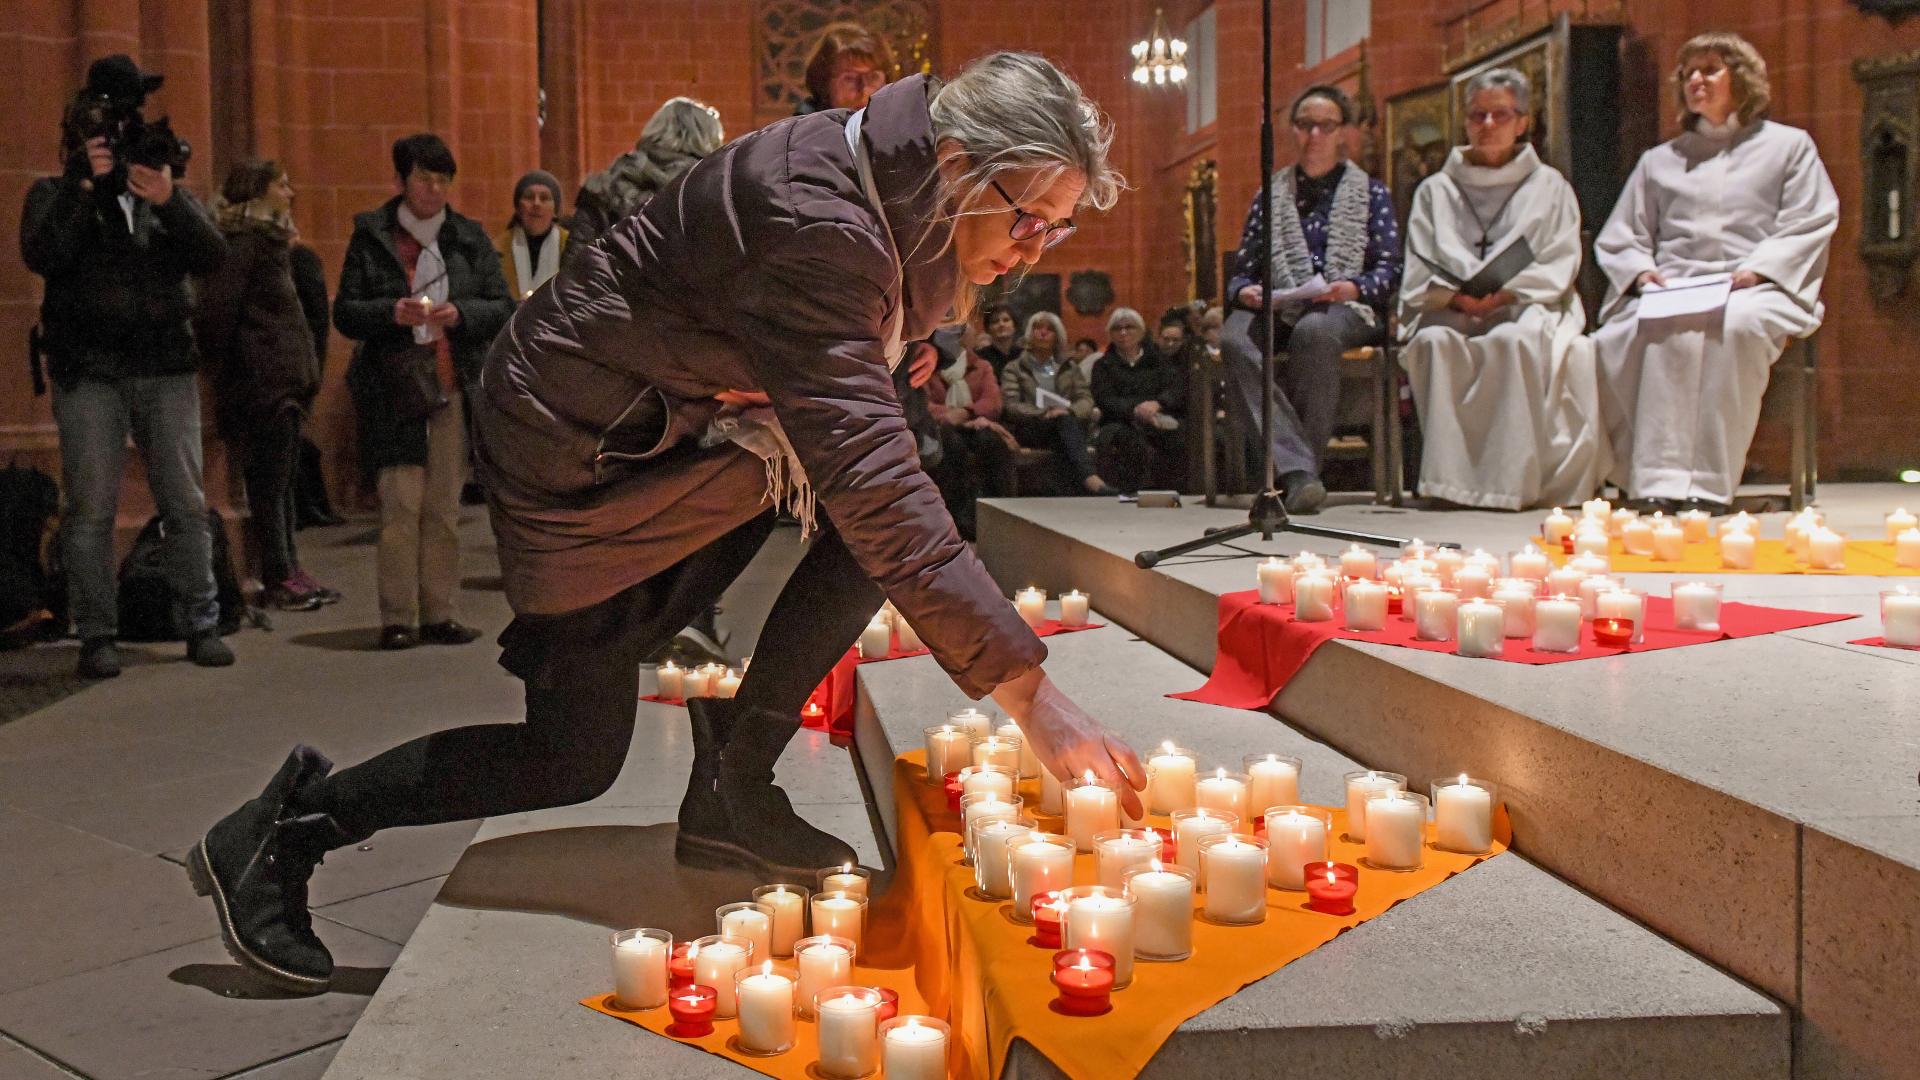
[85,54,164,104]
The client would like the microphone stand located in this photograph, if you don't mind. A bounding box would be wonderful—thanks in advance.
[1134,0,1424,569]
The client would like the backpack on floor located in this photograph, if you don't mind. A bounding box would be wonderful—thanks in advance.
[0,463,63,647]
[116,508,247,641]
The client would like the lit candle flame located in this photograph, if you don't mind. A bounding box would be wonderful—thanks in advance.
[1149,857,1163,872]
[1326,868,1337,885]
[1160,740,1176,755]
[686,942,700,959]
[1215,766,1228,780]
[1458,773,1470,787]
[762,959,774,976]
[1082,768,1096,784]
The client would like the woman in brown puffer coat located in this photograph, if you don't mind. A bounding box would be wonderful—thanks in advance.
[192,54,1149,995]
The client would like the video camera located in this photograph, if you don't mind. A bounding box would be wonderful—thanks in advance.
[60,54,191,194]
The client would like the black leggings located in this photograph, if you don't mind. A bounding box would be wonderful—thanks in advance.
[301,512,882,839]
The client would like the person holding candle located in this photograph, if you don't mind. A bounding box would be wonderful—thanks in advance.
[189,56,1147,995]
[1594,33,1837,515]
[1399,67,1607,512]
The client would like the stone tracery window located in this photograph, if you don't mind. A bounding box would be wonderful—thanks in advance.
[757,0,937,116]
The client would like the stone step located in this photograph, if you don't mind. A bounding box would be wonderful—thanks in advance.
[972,489,1920,1080]
[853,622,1788,1079]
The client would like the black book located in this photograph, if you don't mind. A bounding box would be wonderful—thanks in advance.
[1412,234,1536,299]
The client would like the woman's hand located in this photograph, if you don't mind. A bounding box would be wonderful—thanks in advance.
[1634,269,1668,292]
[991,668,1146,819]
[393,297,431,327]
[1236,284,1265,310]
[1042,407,1068,419]
[1132,399,1161,424]
[427,301,462,329]
[1313,280,1360,305]
[944,406,973,426]
[907,342,938,389]
[1731,270,1763,290]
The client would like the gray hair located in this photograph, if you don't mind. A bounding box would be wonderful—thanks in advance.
[639,96,724,158]
[1464,67,1531,116]
[1106,307,1145,334]
[1024,310,1067,345]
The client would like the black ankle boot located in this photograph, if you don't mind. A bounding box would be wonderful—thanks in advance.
[188,746,361,993]
[713,705,859,878]
[674,698,749,869]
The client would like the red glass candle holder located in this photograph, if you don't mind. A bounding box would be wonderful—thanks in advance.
[1031,890,1065,948]
[1158,829,1178,863]
[944,774,964,813]
[1385,585,1405,615]
[1050,948,1115,1016]
[802,700,827,724]
[1593,617,1634,648]
[1304,861,1359,916]
[666,983,717,1037]
[1560,535,1575,555]
[873,986,900,1023]
[668,942,697,990]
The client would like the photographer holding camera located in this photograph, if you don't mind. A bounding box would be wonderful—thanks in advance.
[19,54,231,678]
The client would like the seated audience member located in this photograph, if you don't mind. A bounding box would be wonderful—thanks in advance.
[1091,307,1185,493]
[1156,309,1188,355]
[924,329,1011,539]
[495,170,567,300]
[1218,85,1401,514]
[571,97,724,249]
[1398,67,1607,510]
[1071,336,1100,380]
[975,301,1023,376]
[1000,311,1111,495]
[1593,32,1836,514]
[1200,307,1223,355]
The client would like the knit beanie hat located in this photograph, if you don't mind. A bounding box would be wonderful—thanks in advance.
[513,169,563,210]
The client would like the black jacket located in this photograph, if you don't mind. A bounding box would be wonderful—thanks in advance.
[1091,342,1185,424]
[193,218,321,438]
[19,176,226,386]
[288,242,330,370]
[337,197,511,475]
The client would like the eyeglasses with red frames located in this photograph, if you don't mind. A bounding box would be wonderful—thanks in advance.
[991,179,1076,250]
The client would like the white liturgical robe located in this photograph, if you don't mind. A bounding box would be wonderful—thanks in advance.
[1398,144,1606,510]
[1593,118,1838,504]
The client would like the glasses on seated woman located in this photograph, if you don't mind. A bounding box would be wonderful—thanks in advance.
[992,178,1076,249]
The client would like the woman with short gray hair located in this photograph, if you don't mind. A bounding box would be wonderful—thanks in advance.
[570,96,725,247]
[191,52,1147,996]
[1000,309,1110,494]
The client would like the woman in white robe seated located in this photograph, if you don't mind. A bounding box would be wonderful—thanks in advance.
[1398,67,1605,510]
[1593,32,1838,514]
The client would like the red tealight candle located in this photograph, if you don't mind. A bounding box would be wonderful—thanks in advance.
[1593,617,1634,648]
[1560,535,1575,555]
[874,987,900,1023]
[1157,829,1178,864]
[668,942,697,990]
[944,774,965,813]
[1386,586,1404,615]
[1050,948,1115,1016]
[666,984,717,1037]
[802,701,826,723]
[1031,891,1066,948]
[1304,863,1359,916]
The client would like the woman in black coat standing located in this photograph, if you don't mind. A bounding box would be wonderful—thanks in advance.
[337,134,512,650]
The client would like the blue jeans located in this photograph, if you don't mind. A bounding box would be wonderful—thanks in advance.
[52,374,219,640]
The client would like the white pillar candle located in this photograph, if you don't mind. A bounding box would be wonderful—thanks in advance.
[1263,807,1329,889]
[1123,863,1194,960]
[1432,776,1494,854]
[693,939,751,1018]
[611,930,669,1010]
[1412,587,1459,642]
[924,725,970,780]
[753,887,807,958]
[1340,544,1378,580]
[1171,809,1234,872]
[1094,831,1160,889]
[1672,581,1724,632]
[1455,598,1504,658]
[1065,772,1120,851]
[1576,572,1616,618]
[794,939,852,1019]
[1541,507,1575,544]
[681,665,712,699]
[961,795,1020,863]
[998,722,1041,779]
[1193,768,1249,827]
[857,617,893,659]
[820,866,869,900]
[1532,596,1583,652]
[881,1018,949,1080]
[1014,587,1047,627]
[1887,508,1919,544]
[810,894,865,953]
[1722,511,1759,537]
[654,662,684,700]
[1342,579,1387,630]
[1651,519,1686,562]
[1544,565,1586,600]
[1059,590,1090,627]
[1244,754,1301,816]
[1899,527,1920,569]
[1621,515,1654,555]
[1453,565,1493,600]
[972,735,1022,773]
[1808,527,1847,570]
[1581,497,1611,522]
[1040,765,1065,815]
[715,668,742,698]
[1568,551,1612,576]
[1465,549,1502,576]
[1431,547,1465,587]
[957,766,1014,802]
[1064,891,1136,987]
[1720,529,1757,569]
[1256,556,1295,604]
[815,991,881,1078]
[1492,582,1537,638]
[1509,544,1550,581]
[1679,508,1713,543]
[1199,835,1268,924]
[1364,790,1426,871]
[1292,551,1328,573]
[894,618,923,653]
[1009,833,1076,916]
[948,708,993,741]
[735,964,796,1054]
[1572,527,1611,558]
[1596,587,1646,643]
[1608,507,1640,538]
[718,905,773,963]
[1343,769,1404,841]
[972,817,1028,898]
[1293,571,1337,622]
[1883,589,1920,647]
[1145,743,1197,814]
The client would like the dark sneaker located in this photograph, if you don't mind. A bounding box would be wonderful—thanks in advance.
[264,581,324,612]
[77,636,122,679]
[1282,472,1327,515]
[289,571,342,605]
[379,625,418,650]
[418,620,482,645]
[188,631,236,667]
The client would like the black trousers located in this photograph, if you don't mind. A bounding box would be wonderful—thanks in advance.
[1095,420,1185,493]
[927,423,1010,540]
[236,403,304,586]
[300,511,883,839]
[1005,413,1097,493]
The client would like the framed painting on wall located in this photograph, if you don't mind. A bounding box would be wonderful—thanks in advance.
[1382,82,1454,232]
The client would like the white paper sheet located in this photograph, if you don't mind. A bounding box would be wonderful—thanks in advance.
[1636,273,1733,321]
[1035,387,1071,410]
[1270,274,1330,305]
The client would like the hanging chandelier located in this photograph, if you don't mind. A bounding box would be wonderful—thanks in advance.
[1130,8,1187,86]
